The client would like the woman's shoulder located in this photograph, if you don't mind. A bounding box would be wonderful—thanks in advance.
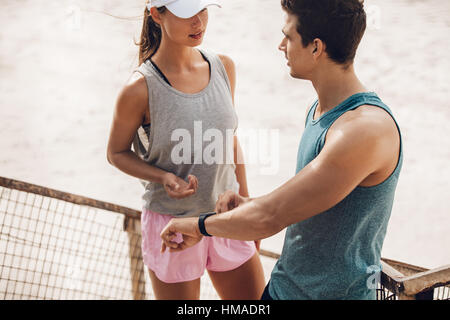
[116,72,148,115]
[122,72,147,100]
[200,48,235,70]
[215,53,236,95]
[217,54,235,74]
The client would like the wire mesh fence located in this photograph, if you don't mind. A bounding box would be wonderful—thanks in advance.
[0,177,448,300]
[0,177,277,300]
[377,280,450,300]
[0,185,146,299]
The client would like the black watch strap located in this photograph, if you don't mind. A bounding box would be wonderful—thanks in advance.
[198,212,216,237]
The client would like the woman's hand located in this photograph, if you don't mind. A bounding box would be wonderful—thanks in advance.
[160,217,203,253]
[163,173,198,199]
[214,190,249,213]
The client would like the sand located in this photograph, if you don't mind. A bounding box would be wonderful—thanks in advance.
[0,0,449,269]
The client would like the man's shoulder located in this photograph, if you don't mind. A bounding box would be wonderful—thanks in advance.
[324,104,400,163]
[331,104,397,138]
[321,104,401,183]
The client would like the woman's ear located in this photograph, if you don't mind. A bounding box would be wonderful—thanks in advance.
[150,7,162,25]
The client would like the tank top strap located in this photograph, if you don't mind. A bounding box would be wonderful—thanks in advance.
[331,92,389,119]
[133,61,168,102]
[305,100,319,127]
[134,62,153,80]
[199,49,232,95]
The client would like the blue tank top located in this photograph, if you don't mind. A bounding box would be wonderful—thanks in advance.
[269,92,403,300]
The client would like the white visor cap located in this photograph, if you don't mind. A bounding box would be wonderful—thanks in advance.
[147,0,221,19]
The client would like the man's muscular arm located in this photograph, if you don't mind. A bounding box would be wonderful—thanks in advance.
[161,107,400,249]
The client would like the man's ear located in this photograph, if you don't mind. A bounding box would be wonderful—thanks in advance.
[150,7,162,25]
[312,38,325,59]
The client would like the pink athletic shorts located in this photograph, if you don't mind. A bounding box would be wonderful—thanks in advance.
[141,208,256,284]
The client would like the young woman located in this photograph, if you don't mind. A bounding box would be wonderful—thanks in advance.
[106,0,265,300]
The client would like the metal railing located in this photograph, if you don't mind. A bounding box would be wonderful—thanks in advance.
[0,177,448,300]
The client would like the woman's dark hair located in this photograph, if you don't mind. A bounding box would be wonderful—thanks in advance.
[281,0,366,66]
[136,6,167,65]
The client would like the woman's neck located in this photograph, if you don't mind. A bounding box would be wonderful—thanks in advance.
[152,38,200,73]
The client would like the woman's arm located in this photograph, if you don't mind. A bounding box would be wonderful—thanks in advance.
[234,136,249,197]
[107,73,197,198]
[218,54,249,197]
[218,54,250,197]
[107,74,164,181]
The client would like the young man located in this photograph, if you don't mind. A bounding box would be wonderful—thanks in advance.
[160,0,403,300]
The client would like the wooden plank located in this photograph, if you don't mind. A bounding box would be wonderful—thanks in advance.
[126,219,146,300]
[380,260,404,295]
[382,257,428,275]
[0,176,141,220]
[259,249,280,260]
[381,258,450,298]
[401,265,450,296]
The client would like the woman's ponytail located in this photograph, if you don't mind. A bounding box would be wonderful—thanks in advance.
[137,6,166,65]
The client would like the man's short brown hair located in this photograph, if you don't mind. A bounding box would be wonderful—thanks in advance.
[281,0,366,66]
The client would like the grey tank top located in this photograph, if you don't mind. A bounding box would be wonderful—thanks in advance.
[133,49,240,217]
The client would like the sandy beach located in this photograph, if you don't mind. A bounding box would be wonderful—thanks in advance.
[1,0,449,270]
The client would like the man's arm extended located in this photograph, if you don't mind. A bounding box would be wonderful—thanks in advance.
[161,108,400,249]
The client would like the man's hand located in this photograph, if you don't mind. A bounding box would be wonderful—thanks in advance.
[215,191,261,250]
[215,190,249,213]
[163,173,198,199]
[160,217,203,252]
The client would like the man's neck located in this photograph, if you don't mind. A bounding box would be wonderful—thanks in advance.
[311,63,367,118]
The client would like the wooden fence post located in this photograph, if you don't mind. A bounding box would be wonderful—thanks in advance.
[124,216,146,300]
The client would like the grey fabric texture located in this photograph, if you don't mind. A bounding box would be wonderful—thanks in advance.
[133,49,240,217]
